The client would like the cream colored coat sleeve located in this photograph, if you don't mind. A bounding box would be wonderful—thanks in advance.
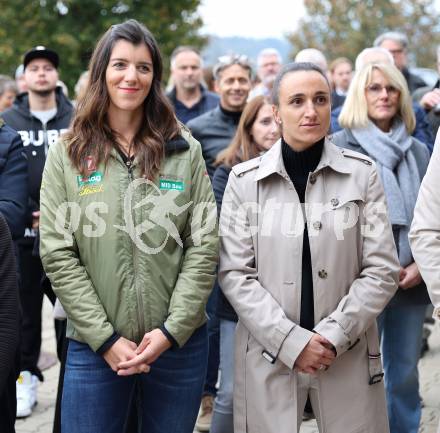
[410,135,440,320]
[219,172,314,370]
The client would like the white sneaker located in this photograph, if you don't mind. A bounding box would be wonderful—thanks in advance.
[16,371,38,418]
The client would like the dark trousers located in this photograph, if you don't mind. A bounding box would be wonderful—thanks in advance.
[18,243,56,379]
[204,285,219,396]
[0,366,18,433]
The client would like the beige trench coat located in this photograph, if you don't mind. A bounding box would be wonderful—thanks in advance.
[410,132,440,320]
[218,139,399,433]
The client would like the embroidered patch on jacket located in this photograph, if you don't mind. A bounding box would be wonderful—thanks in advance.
[159,175,184,191]
[77,171,104,196]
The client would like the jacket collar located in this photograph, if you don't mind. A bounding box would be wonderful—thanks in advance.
[110,133,189,163]
[254,137,351,181]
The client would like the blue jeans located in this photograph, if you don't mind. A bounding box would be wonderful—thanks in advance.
[378,304,427,433]
[62,325,208,433]
[210,320,236,433]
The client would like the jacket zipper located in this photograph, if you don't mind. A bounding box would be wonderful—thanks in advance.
[126,159,145,340]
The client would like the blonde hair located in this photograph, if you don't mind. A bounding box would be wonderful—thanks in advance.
[338,62,415,134]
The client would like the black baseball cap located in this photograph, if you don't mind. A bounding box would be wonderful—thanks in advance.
[23,46,59,69]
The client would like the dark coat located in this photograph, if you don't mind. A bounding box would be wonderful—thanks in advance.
[187,107,239,179]
[167,85,219,125]
[1,87,73,243]
[0,213,19,392]
[0,120,28,239]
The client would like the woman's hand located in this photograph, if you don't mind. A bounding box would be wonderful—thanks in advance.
[294,334,336,375]
[103,337,150,374]
[117,328,172,376]
[399,262,422,290]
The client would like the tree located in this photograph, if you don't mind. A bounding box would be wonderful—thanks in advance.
[0,0,205,93]
[288,0,440,68]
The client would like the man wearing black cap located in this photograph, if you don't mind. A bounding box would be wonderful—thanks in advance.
[1,46,73,419]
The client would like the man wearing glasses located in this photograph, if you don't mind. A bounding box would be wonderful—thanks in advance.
[374,32,426,95]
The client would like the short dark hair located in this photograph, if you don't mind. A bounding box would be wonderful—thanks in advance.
[272,62,330,106]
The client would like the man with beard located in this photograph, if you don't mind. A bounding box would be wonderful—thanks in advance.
[167,46,219,124]
[1,46,73,419]
[249,48,282,100]
[187,55,252,432]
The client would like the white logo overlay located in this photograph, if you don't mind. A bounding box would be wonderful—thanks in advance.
[53,178,390,253]
[54,178,217,254]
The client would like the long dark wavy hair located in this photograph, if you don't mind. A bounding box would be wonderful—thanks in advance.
[65,19,180,179]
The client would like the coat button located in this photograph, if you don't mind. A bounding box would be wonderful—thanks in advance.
[313,221,322,230]
[331,198,339,207]
[318,269,328,279]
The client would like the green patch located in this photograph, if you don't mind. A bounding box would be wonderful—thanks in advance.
[159,179,184,191]
[77,171,103,188]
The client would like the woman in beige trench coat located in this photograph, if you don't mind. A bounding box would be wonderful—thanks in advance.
[218,62,400,433]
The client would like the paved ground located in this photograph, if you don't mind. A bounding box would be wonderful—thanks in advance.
[17,298,440,433]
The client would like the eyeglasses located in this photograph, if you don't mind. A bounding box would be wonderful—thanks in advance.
[366,83,400,97]
[213,54,253,79]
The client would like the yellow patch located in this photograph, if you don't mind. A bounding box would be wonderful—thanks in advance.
[79,184,104,196]
[17,374,23,384]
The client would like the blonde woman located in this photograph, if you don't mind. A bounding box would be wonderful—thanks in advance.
[332,62,430,433]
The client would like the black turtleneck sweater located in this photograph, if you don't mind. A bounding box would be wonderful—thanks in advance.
[187,105,242,178]
[219,105,242,125]
[281,137,324,331]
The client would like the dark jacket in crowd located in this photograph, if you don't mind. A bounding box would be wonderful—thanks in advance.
[167,85,219,125]
[330,102,434,153]
[0,213,19,433]
[330,91,347,110]
[0,119,28,240]
[413,79,440,138]
[1,87,73,244]
[0,213,19,388]
[212,164,237,322]
[402,67,427,95]
[187,106,240,178]
[331,128,431,307]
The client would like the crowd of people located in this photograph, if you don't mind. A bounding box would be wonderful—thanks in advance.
[0,19,440,433]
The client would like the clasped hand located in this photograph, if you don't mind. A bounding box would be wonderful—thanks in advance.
[103,329,172,376]
[294,334,336,375]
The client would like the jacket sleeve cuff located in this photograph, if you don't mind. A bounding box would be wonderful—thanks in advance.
[96,332,120,355]
[277,326,314,369]
[160,326,179,349]
[313,317,351,356]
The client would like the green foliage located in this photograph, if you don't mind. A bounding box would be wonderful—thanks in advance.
[288,0,440,68]
[0,0,205,94]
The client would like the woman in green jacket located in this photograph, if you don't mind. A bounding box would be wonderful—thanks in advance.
[39,19,218,433]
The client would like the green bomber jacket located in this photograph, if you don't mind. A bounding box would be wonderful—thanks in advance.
[39,128,218,351]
